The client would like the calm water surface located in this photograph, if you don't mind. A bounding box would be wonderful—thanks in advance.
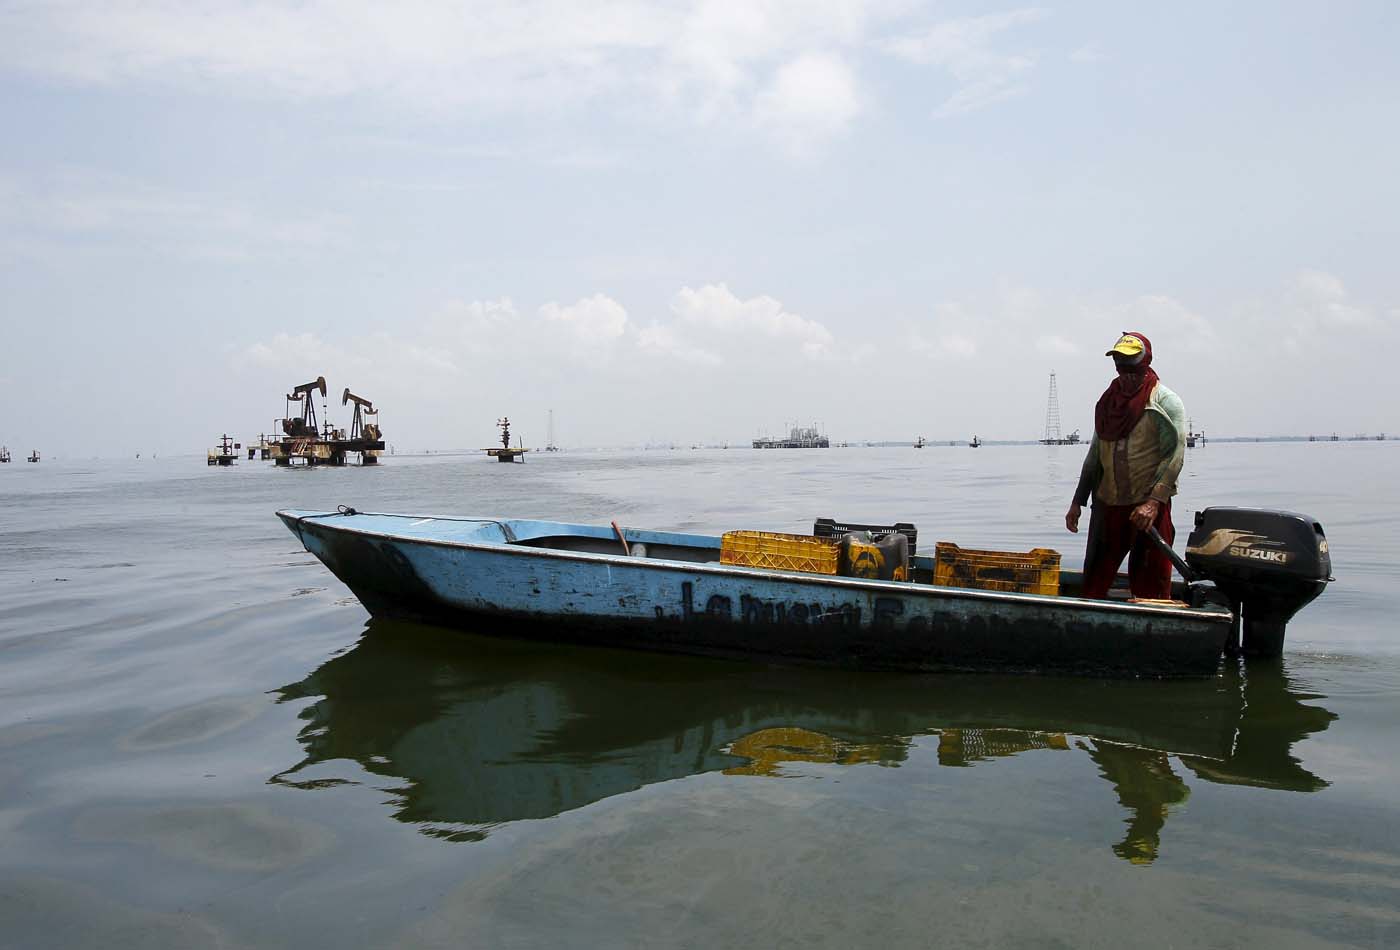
[1,444,1397,948]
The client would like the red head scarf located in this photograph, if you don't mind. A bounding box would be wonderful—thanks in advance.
[1094,332,1159,441]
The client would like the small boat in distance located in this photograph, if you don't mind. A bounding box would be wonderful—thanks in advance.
[970,436,981,448]
[28,449,41,463]
[0,446,10,463]
[914,437,926,449]
[278,505,1331,677]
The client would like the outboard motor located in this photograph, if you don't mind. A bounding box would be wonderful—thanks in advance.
[1185,508,1332,658]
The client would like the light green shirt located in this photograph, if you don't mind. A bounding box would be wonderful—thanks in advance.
[1073,381,1186,507]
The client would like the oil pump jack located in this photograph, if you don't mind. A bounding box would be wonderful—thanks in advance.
[264,375,387,467]
[283,376,326,439]
[272,376,334,466]
[342,388,385,464]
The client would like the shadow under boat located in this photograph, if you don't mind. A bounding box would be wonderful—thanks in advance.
[272,617,1337,862]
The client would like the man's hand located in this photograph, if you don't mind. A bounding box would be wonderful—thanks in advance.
[1130,499,1160,532]
[1065,503,1082,533]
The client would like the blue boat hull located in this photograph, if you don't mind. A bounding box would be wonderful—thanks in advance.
[278,510,1233,676]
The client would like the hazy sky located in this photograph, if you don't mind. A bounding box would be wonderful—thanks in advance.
[2,1,1397,455]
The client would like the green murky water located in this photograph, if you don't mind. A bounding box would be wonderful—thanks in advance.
[2,444,1397,947]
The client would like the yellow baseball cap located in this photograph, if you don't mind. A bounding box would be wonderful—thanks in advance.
[1105,332,1145,358]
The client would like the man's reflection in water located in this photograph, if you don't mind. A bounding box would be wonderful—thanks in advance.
[913,728,1186,864]
[273,622,1336,865]
[1082,741,1190,865]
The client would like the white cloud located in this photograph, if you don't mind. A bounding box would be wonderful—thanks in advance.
[0,170,344,260]
[636,323,723,365]
[0,1,670,107]
[0,1,1045,150]
[0,2,882,123]
[540,294,630,343]
[754,52,861,151]
[1110,294,1218,353]
[439,297,519,329]
[238,282,858,444]
[902,288,1224,373]
[1036,335,1079,356]
[244,330,459,377]
[904,300,986,360]
[232,272,1400,448]
[245,332,353,371]
[1294,269,1373,327]
[924,334,978,358]
[669,283,836,358]
[907,320,979,360]
[140,269,1400,452]
[1263,269,1388,353]
[1069,42,1104,64]
[882,8,1049,117]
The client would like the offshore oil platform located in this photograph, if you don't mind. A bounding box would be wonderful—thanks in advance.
[486,417,527,462]
[267,376,385,467]
[1186,419,1207,448]
[753,423,829,449]
[207,434,239,466]
[246,434,273,460]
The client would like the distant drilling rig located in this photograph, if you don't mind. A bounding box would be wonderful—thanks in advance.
[1039,372,1080,445]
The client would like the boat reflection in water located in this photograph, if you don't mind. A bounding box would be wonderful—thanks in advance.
[273,618,1336,864]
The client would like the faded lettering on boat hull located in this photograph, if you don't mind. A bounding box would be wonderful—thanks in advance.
[284,513,1230,677]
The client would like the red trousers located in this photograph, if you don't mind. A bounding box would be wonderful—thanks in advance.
[1082,500,1174,600]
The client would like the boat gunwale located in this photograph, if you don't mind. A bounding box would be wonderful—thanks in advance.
[278,509,1233,625]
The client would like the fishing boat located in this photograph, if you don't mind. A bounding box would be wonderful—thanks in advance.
[277,505,1331,677]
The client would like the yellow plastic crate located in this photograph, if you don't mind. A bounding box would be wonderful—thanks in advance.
[932,542,1061,596]
[720,531,840,575]
[840,537,910,581]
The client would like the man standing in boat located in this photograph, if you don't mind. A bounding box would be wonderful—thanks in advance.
[1064,332,1187,600]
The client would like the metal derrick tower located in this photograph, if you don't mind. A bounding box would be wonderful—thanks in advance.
[1044,372,1062,443]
